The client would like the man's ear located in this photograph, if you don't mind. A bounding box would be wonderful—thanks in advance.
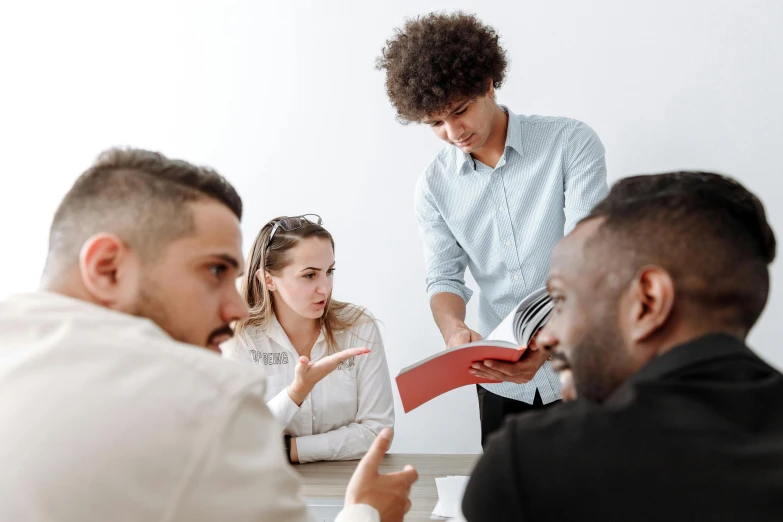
[624,266,675,344]
[78,233,138,308]
[259,269,276,292]
[487,78,495,98]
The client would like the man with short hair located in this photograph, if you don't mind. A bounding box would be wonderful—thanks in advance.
[0,148,417,522]
[461,171,783,521]
[377,11,609,446]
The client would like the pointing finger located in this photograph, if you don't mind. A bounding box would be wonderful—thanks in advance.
[354,428,393,478]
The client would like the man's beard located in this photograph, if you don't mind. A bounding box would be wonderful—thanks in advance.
[129,279,233,349]
[571,305,633,404]
[130,281,177,339]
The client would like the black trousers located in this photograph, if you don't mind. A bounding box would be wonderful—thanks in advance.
[476,385,560,450]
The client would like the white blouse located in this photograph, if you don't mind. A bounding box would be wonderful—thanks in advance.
[222,309,395,463]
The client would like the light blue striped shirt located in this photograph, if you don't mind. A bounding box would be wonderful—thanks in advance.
[415,107,608,404]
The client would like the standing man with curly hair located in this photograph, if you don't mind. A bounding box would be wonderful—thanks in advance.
[377,11,609,448]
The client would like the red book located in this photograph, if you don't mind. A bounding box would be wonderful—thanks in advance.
[396,287,552,413]
[396,341,528,413]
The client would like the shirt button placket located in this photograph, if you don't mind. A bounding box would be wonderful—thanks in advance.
[493,169,522,288]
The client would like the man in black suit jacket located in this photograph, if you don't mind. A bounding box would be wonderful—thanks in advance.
[462,171,783,521]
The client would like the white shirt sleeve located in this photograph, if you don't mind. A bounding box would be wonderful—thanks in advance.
[563,120,609,234]
[170,384,312,522]
[170,382,378,522]
[296,318,395,462]
[414,171,474,304]
[267,384,301,428]
[335,504,381,522]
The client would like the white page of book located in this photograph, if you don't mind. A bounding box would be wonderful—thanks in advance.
[514,294,549,342]
[488,287,549,344]
[488,304,518,343]
[516,291,549,328]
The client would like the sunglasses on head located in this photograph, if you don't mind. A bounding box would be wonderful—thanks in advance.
[266,214,323,251]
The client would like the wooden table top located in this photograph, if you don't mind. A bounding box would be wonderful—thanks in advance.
[295,453,479,521]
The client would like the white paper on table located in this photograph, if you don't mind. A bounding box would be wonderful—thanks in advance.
[430,501,450,520]
[431,476,470,520]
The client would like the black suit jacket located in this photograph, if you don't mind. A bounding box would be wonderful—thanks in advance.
[462,334,783,521]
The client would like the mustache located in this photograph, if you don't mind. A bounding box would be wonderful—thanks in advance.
[207,325,235,345]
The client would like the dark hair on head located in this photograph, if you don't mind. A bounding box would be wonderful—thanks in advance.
[587,171,776,333]
[238,216,372,354]
[44,147,242,275]
[376,11,508,124]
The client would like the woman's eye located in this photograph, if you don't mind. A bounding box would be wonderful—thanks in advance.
[304,273,315,279]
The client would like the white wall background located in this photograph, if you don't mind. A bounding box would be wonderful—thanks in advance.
[1,0,781,454]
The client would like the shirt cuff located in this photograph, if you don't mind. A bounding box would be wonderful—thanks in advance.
[334,504,380,522]
[295,432,331,463]
[427,283,473,304]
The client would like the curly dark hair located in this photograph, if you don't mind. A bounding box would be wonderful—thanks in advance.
[376,11,508,124]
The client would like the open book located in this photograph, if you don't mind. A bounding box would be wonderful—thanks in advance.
[396,287,553,413]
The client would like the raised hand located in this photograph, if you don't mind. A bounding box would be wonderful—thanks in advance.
[287,347,370,405]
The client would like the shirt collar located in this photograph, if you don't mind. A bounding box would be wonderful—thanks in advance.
[503,106,523,155]
[457,105,521,172]
[627,333,755,385]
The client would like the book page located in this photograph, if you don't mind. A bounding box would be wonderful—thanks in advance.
[514,292,549,342]
[488,287,549,344]
[520,304,553,345]
[487,304,518,343]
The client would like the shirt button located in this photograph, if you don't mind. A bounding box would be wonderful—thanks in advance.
[312,415,316,421]
[514,274,520,281]
[505,241,511,247]
[498,206,505,212]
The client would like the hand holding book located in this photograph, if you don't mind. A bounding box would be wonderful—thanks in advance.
[396,287,554,412]
[469,332,550,384]
[445,325,483,349]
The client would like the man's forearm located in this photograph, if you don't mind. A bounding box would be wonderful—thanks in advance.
[430,292,468,340]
